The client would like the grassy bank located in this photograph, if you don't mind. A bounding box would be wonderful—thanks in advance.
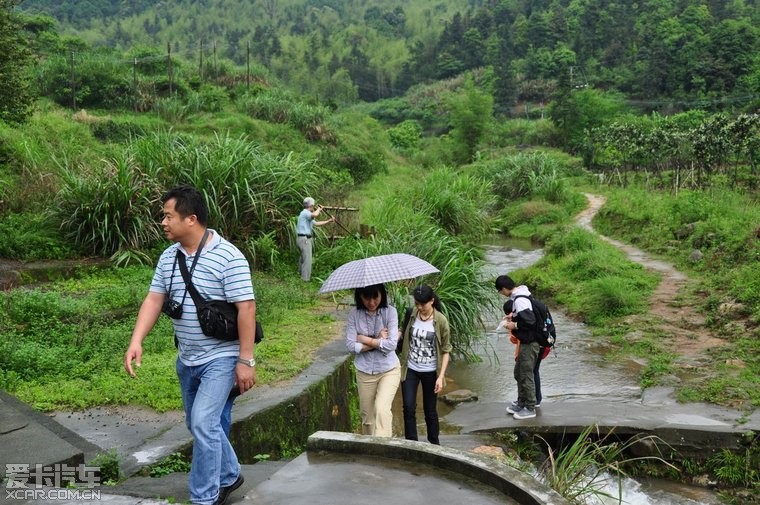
[0,267,338,411]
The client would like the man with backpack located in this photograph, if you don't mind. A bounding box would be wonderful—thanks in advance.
[502,299,551,410]
[495,275,540,420]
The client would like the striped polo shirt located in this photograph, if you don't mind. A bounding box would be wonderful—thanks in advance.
[150,229,255,366]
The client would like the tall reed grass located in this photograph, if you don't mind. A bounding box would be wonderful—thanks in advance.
[540,425,675,504]
[54,153,162,255]
[476,151,569,203]
[54,131,322,256]
[318,183,494,359]
[236,88,329,136]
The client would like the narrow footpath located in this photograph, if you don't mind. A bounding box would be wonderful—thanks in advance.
[576,193,726,361]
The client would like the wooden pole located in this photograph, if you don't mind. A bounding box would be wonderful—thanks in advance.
[246,41,250,89]
[70,51,76,111]
[199,40,204,82]
[167,42,173,96]
[213,40,217,80]
[133,58,138,111]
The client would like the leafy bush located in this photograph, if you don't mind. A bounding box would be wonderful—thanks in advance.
[246,232,280,272]
[387,119,422,149]
[486,118,560,148]
[186,85,229,113]
[90,120,146,143]
[317,144,385,184]
[480,151,569,203]
[147,452,191,478]
[35,51,132,109]
[89,449,122,485]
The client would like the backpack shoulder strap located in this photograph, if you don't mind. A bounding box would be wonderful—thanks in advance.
[513,294,534,309]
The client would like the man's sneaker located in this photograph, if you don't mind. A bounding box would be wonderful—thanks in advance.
[513,407,536,420]
[506,401,521,414]
[535,402,541,408]
[215,474,244,505]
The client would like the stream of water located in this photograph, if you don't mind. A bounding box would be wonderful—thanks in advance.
[442,239,721,505]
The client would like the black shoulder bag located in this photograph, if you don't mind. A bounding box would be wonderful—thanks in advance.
[176,233,263,343]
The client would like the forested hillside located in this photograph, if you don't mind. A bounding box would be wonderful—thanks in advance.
[19,0,760,113]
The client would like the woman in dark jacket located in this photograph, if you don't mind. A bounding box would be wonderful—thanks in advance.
[398,285,452,444]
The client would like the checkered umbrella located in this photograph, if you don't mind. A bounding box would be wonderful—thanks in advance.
[319,253,440,293]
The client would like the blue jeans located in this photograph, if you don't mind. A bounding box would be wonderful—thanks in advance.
[401,368,440,444]
[176,356,240,505]
[221,386,239,437]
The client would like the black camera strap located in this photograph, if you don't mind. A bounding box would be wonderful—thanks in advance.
[166,259,188,307]
[176,229,211,311]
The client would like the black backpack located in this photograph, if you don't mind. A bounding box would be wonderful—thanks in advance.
[514,295,557,348]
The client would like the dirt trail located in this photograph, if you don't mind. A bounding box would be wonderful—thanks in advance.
[576,193,725,360]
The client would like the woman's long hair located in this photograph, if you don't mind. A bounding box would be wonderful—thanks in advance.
[412,284,442,311]
[354,283,388,310]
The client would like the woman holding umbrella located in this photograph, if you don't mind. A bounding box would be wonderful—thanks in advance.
[345,283,400,437]
[397,285,452,444]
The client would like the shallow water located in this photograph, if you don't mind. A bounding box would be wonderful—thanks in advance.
[450,242,642,405]
[443,240,721,505]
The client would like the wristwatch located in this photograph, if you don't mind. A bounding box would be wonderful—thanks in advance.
[237,357,256,367]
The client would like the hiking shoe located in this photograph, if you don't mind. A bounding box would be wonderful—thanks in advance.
[215,474,244,505]
[513,407,536,420]
[506,401,521,414]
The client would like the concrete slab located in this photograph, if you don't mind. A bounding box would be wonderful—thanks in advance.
[0,391,99,473]
[253,451,520,505]
[443,393,759,458]
[106,460,288,504]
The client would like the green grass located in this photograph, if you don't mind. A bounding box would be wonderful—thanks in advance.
[0,267,338,411]
[590,185,760,406]
[514,227,660,325]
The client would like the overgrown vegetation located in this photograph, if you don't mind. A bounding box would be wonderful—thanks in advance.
[539,426,675,504]
[0,0,757,465]
[592,187,760,406]
[494,426,759,504]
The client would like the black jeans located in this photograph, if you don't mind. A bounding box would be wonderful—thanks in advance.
[401,368,440,444]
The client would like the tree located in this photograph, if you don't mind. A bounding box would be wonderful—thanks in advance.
[446,74,494,164]
[0,0,33,123]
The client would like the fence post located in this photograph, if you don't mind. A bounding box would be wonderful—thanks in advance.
[167,42,173,96]
[213,40,217,80]
[199,40,204,82]
[246,41,251,89]
[70,51,76,111]
[133,58,138,111]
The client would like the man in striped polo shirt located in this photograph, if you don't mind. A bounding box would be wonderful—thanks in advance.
[124,185,256,505]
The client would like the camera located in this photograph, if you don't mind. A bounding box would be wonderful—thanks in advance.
[162,299,183,319]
